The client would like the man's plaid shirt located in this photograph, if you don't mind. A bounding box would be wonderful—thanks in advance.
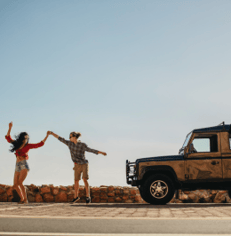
[58,137,99,164]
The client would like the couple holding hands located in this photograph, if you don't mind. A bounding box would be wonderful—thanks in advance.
[5,122,107,204]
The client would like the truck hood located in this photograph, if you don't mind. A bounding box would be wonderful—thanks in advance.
[136,155,184,164]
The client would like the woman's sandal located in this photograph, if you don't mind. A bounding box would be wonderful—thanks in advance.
[18,200,28,204]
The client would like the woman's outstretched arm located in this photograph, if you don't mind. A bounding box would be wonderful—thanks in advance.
[27,131,51,149]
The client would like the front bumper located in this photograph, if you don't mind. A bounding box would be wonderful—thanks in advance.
[126,160,138,186]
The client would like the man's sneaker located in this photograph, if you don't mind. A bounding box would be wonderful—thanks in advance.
[71,197,80,204]
[86,197,91,204]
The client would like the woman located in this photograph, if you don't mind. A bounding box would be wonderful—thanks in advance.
[5,122,50,204]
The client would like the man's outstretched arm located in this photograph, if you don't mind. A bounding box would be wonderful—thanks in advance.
[98,151,107,156]
[50,131,59,139]
[49,131,69,146]
[85,144,107,156]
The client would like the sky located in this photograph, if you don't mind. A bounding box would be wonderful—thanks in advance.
[1,0,231,187]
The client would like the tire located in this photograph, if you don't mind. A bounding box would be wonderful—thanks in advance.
[228,189,231,199]
[142,174,175,205]
[138,185,149,203]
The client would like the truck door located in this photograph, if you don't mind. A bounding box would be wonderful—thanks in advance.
[185,134,222,180]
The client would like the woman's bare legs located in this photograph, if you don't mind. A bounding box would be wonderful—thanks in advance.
[18,169,28,203]
[13,171,24,201]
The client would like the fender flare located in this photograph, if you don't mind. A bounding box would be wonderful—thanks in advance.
[140,165,180,185]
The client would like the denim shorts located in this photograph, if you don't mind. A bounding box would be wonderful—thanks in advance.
[15,160,30,172]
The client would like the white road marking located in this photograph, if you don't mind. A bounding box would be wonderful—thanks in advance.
[1,214,231,220]
[20,204,62,208]
[0,233,231,236]
[0,207,19,211]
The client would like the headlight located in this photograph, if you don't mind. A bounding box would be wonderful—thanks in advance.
[130,164,136,174]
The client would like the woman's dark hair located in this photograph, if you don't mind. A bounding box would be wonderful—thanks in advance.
[10,132,29,152]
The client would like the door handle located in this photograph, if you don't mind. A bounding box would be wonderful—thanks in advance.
[211,161,219,165]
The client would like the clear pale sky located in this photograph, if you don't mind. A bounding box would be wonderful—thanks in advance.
[1,0,231,187]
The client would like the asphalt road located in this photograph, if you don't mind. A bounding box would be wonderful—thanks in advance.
[1,217,231,235]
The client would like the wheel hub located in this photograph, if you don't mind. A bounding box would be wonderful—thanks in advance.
[150,180,168,199]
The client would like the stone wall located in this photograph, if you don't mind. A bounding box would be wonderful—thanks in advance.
[0,184,230,203]
[0,184,142,203]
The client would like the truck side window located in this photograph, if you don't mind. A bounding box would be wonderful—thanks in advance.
[192,135,218,153]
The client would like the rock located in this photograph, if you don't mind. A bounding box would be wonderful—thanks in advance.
[100,196,108,200]
[0,187,6,195]
[67,185,73,190]
[115,197,122,202]
[40,186,50,194]
[92,197,100,203]
[100,200,107,203]
[67,194,74,202]
[51,187,59,195]
[28,195,35,202]
[214,191,226,203]
[59,186,67,191]
[108,197,115,203]
[122,195,129,200]
[8,196,14,202]
[175,199,183,203]
[29,184,39,192]
[180,194,188,201]
[6,187,13,197]
[93,191,100,196]
[183,191,190,194]
[123,189,129,195]
[115,190,122,196]
[130,190,137,195]
[43,193,54,202]
[100,187,108,193]
[124,199,133,203]
[91,187,100,192]
[108,186,115,192]
[67,190,75,195]
[134,195,142,202]
[55,192,67,202]
[100,192,107,198]
[107,192,115,197]
[35,194,43,202]
[0,194,7,202]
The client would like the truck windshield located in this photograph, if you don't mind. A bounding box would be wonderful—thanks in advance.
[179,132,192,155]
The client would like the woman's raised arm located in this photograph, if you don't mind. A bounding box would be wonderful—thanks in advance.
[42,131,51,143]
[7,122,13,137]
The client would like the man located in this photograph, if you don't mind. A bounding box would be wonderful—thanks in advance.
[49,131,107,204]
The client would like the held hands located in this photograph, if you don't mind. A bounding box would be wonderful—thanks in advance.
[47,131,52,135]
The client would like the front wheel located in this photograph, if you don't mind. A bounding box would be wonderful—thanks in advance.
[138,185,149,203]
[142,174,175,205]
